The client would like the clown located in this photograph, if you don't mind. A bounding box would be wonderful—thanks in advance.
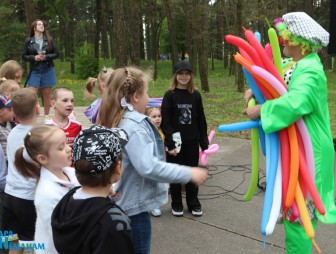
[244,12,336,254]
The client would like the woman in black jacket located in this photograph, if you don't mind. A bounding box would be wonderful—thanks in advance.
[22,19,59,122]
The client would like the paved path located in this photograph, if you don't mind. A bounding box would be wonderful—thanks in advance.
[40,107,336,254]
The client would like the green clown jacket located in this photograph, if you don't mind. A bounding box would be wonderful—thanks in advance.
[261,52,336,223]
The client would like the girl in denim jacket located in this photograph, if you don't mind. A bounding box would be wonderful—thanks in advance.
[98,67,208,254]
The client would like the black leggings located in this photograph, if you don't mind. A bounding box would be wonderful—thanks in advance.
[167,143,201,211]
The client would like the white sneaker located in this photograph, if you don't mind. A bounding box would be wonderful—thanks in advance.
[151,208,161,217]
[171,208,183,217]
[191,208,203,217]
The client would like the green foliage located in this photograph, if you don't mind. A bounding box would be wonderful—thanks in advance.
[75,42,99,79]
[0,5,26,62]
[159,17,187,57]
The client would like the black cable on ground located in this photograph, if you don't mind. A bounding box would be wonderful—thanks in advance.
[182,163,266,202]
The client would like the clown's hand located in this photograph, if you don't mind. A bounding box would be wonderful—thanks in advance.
[243,104,262,120]
[244,89,253,106]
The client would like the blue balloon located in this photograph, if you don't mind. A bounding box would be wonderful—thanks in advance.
[258,126,266,156]
[243,68,266,155]
[260,132,279,236]
[243,68,265,104]
[265,133,271,179]
[254,31,261,43]
[218,120,260,132]
[147,102,161,107]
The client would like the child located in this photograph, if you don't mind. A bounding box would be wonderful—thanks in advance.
[0,60,24,84]
[2,88,39,254]
[84,67,113,123]
[161,61,209,217]
[98,67,208,254]
[51,125,134,254]
[145,106,164,217]
[0,145,6,239]
[45,87,81,148]
[0,146,5,190]
[0,93,15,247]
[0,79,21,97]
[14,125,79,254]
[0,94,16,160]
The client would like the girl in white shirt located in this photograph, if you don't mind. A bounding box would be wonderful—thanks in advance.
[14,125,79,254]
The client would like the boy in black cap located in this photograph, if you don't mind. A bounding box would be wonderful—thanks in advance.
[51,125,135,254]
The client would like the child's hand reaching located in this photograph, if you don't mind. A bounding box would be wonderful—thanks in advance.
[168,148,178,156]
[190,167,208,186]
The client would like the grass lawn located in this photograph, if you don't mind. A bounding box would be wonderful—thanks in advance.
[53,59,336,139]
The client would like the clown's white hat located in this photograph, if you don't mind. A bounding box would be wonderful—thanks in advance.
[282,12,329,47]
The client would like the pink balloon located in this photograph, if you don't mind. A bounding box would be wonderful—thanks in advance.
[291,200,300,218]
[199,144,219,166]
[251,66,287,95]
[208,130,216,143]
[204,144,219,155]
[296,119,315,185]
[264,43,273,61]
[199,153,208,166]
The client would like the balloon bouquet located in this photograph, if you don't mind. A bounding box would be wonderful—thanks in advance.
[218,26,324,252]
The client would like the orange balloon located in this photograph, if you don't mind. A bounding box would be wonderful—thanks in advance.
[295,184,315,239]
[234,54,273,100]
[285,124,299,209]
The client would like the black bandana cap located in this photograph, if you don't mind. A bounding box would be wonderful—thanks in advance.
[72,125,128,175]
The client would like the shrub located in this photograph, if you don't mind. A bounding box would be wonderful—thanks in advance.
[75,42,99,79]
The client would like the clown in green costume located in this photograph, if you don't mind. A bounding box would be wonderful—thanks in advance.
[244,12,336,253]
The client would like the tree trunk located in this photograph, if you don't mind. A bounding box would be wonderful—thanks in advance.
[113,0,127,68]
[95,0,101,59]
[304,0,314,15]
[153,18,163,81]
[197,1,210,92]
[145,17,152,60]
[67,1,76,74]
[163,0,179,74]
[23,0,36,71]
[108,8,114,59]
[127,0,141,66]
[216,0,225,60]
[145,0,153,61]
[183,1,197,76]
[235,0,244,92]
[24,0,36,34]
[97,0,110,59]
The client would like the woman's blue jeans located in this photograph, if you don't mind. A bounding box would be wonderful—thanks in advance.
[130,212,151,254]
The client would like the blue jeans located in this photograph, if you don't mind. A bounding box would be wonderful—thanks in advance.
[129,212,151,254]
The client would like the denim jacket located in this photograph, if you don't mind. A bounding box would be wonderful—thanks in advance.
[116,110,191,216]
